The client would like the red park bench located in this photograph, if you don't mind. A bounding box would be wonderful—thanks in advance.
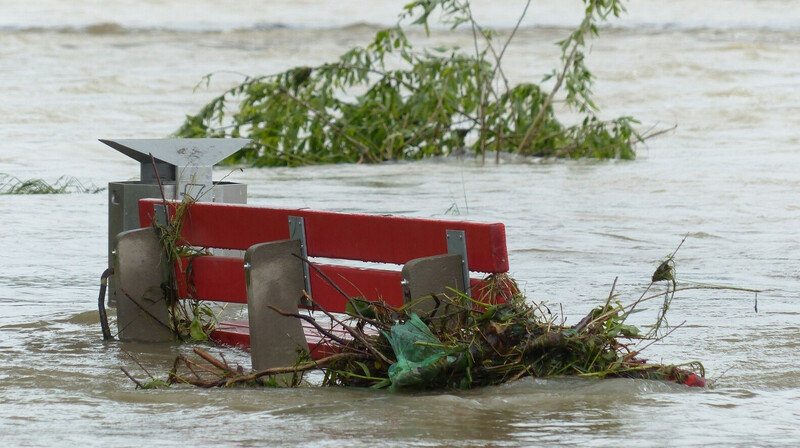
[113,198,510,373]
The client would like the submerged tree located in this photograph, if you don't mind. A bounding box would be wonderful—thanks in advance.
[175,0,648,166]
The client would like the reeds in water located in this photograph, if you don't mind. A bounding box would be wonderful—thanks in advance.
[0,174,103,195]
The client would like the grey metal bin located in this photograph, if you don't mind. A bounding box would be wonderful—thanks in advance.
[102,138,250,307]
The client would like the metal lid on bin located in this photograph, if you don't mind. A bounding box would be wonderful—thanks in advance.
[99,138,251,168]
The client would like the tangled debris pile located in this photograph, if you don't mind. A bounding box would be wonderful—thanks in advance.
[321,275,707,390]
[128,249,724,390]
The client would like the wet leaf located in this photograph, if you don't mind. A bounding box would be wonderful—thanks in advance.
[189,318,208,342]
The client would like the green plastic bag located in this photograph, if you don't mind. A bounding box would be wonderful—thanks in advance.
[384,314,449,389]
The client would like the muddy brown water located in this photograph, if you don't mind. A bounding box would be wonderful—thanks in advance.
[1,1,799,445]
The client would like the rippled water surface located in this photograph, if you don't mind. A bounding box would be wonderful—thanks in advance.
[1,1,799,446]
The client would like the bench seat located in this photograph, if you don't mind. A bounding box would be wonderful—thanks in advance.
[114,198,511,371]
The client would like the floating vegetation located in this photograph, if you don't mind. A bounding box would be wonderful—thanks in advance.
[174,0,664,166]
[0,174,104,195]
[124,242,758,391]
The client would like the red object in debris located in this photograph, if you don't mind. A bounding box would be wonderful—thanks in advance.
[683,373,706,388]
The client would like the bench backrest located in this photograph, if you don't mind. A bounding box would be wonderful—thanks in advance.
[138,198,509,311]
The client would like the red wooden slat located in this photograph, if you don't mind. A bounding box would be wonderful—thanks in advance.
[212,319,363,359]
[307,268,509,310]
[139,199,509,273]
[210,323,249,348]
[174,256,404,309]
[210,328,342,360]
[175,256,247,303]
[172,255,404,307]
[174,256,499,309]
[308,265,403,310]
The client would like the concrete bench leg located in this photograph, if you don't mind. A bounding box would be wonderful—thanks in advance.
[401,254,465,326]
[113,227,173,342]
[245,239,308,385]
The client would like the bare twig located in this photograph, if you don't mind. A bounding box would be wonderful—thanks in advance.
[149,153,170,210]
[299,291,395,366]
[573,277,618,333]
[193,347,233,373]
[266,305,351,347]
[635,321,686,354]
[290,253,386,329]
[167,357,181,385]
[604,276,619,310]
[708,365,735,386]
[228,352,371,386]
[116,289,173,335]
[494,0,532,91]
[181,354,224,377]
[120,367,145,388]
[754,291,758,313]
[122,349,156,380]
[516,27,583,154]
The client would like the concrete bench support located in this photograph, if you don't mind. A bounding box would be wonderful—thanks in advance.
[401,254,465,326]
[245,239,308,384]
[114,227,172,342]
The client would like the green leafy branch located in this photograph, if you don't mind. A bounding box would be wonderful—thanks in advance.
[175,0,655,166]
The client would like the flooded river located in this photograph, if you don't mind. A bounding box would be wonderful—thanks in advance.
[1,0,799,446]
